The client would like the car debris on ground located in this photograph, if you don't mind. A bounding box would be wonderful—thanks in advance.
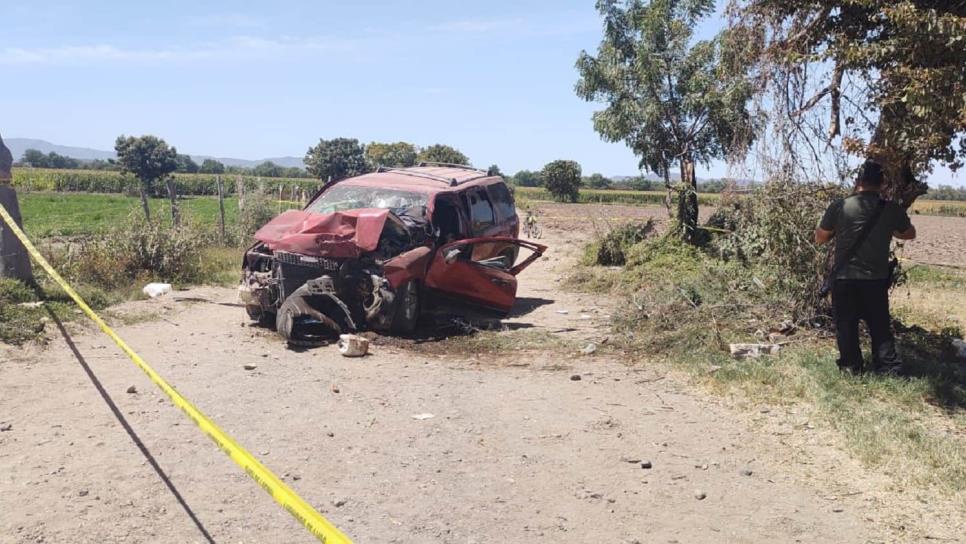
[142,283,172,298]
[337,334,369,357]
[729,343,782,358]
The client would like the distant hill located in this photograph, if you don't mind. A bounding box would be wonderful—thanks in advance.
[3,138,305,170]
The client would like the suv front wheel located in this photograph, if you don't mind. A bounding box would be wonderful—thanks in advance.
[391,280,420,335]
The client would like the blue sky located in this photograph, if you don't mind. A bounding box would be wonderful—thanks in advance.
[0,0,961,185]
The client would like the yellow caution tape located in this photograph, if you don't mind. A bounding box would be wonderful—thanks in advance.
[0,203,352,544]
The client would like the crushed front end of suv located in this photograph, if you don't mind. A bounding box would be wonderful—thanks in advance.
[239,164,546,346]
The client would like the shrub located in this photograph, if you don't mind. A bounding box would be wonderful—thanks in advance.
[234,191,278,242]
[67,212,210,288]
[706,181,846,319]
[587,220,655,266]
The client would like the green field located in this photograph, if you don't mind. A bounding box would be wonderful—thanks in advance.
[18,192,301,237]
[12,167,320,196]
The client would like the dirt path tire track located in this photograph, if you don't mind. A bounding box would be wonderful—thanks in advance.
[0,203,962,543]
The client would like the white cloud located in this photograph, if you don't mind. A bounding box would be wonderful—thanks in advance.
[0,36,355,65]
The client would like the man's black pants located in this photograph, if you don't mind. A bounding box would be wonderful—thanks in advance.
[832,279,902,371]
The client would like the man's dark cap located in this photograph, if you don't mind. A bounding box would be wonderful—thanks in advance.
[857,160,884,187]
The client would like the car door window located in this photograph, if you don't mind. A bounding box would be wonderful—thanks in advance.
[466,189,495,235]
[487,183,516,220]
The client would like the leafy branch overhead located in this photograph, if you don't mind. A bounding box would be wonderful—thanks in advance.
[727,0,966,204]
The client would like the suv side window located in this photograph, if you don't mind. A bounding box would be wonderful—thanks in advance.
[487,183,516,220]
[466,188,495,235]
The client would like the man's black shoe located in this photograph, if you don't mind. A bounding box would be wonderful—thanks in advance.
[838,365,863,376]
[873,364,904,377]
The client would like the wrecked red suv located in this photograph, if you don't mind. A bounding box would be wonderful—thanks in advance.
[239,164,546,345]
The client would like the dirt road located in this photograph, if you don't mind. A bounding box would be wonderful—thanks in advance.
[1,204,963,543]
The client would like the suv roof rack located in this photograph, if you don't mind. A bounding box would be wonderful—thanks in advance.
[376,165,491,187]
[416,161,486,172]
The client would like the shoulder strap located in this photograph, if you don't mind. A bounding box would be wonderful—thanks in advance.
[831,198,887,275]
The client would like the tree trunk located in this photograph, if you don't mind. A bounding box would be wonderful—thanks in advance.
[0,134,35,282]
[236,175,245,211]
[139,183,152,221]
[662,165,674,220]
[677,158,699,244]
[165,178,180,226]
[0,186,34,283]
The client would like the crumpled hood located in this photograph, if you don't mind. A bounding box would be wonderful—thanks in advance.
[254,208,390,258]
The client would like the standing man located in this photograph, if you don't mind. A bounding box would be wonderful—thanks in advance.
[815,160,916,375]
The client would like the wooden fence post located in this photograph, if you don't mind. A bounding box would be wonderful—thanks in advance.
[0,133,34,282]
[165,177,180,226]
[236,175,245,211]
[217,175,227,244]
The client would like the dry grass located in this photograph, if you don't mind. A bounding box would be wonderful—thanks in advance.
[893,265,966,331]
[566,226,966,499]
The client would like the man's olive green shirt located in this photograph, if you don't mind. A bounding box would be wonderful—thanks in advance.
[819,192,912,280]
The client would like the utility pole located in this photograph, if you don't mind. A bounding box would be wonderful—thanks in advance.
[0,133,34,282]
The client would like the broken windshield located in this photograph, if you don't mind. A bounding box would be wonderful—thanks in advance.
[306,185,428,215]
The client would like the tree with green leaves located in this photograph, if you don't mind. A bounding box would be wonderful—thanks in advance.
[417,144,470,166]
[542,160,582,202]
[366,141,418,168]
[21,149,80,169]
[304,138,369,181]
[576,0,756,242]
[21,149,47,168]
[727,1,966,206]
[253,161,284,177]
[175,154,199,174]
[584,173,612,189]
[114,135,179,222]
[199,158,225,174]
[511,170,542,187]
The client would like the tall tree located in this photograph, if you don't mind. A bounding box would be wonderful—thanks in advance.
[304,138,368,181]
[21,149,48,168]
[727,1,966,206]
[584,173,612,189]
[366,141,418,168]
[199,158,225,174]
[511,170,542,187]
[576,0,756,242]
[253,161,284,177]
[114,135,179,222]
[417,144,470,166]
[542,160,582,202]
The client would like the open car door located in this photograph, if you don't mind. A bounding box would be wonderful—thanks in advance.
[424,237,547,315]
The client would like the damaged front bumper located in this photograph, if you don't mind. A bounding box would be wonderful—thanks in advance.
[240,208,432,345]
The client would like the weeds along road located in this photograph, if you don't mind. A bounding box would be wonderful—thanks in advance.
[1,203,963,543]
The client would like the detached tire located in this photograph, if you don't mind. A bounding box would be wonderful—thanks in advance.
[391,280,420,335]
